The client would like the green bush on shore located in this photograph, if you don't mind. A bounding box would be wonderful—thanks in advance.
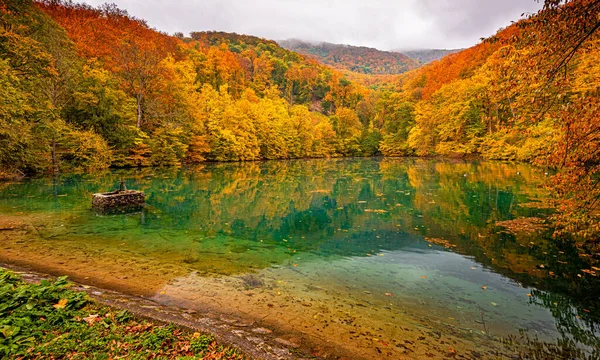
[0,269,243,359]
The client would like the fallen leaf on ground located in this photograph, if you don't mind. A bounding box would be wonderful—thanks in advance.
[83,314,100,324]
[53,299,68,309]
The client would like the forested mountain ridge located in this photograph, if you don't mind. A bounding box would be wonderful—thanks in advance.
[278,39,420,75]
[399,49,462,64]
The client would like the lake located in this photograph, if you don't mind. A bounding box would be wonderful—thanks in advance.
[1,158,598,359]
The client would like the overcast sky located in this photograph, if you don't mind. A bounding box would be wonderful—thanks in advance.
[81,0,544,50]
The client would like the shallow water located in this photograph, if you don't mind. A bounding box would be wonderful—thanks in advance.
[1,158,599,359]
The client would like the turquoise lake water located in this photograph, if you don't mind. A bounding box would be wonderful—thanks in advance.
[0,158,598,359]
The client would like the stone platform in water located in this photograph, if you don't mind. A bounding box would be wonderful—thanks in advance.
[92,190,145,214]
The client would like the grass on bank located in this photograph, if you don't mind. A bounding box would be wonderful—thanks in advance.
[0,269,244,359]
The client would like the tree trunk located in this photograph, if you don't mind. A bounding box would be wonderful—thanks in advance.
[52,138,59,173]
[508,98,516,124]
[288,81,295,108]
[136,93,143,128]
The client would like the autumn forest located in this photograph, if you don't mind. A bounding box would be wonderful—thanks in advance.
[1,0,600,246]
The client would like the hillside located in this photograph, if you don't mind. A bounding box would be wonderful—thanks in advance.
[278,39,419,75]
[1,0,599,240]
[399,49,461,64]
[2,0,395,177]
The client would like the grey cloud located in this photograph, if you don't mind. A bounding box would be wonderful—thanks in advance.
[81,0,544,50]
[415,0,543,46]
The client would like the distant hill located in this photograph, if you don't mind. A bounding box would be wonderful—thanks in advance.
[278,39,419,75]
[398,49,462,64]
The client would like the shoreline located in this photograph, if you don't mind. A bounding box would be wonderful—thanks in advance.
[0,212,517,359]
[0,156,546,182]
[0,262,331,360]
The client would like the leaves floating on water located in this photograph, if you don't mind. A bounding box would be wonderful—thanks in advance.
[364,209,388,213]
[481,286,487,290]
[496,217,548,235]
[421,276,427,279]
[518,201,556,210]
[582,269,598,277]
[425,237,457,249]
[309,189,329,194]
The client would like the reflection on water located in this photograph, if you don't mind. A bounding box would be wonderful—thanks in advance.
[0,158,598,359]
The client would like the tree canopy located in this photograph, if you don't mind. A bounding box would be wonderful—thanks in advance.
[1,0,599,244]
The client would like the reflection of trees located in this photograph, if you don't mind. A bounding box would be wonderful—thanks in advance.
[503,288,600,359]
[0,159,573,263]
[529,290,600,354]
[1,158,599,354]
[503,328,597,360]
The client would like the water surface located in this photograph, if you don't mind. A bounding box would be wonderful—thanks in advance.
[1,159,598,359]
